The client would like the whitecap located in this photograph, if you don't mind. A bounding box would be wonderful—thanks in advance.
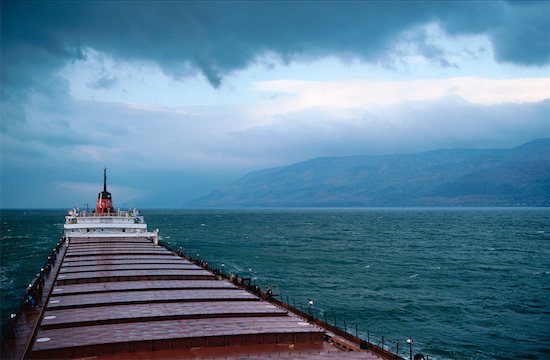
[409,274,418,279]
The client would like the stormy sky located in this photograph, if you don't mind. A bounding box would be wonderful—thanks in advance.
[1,1,549,208]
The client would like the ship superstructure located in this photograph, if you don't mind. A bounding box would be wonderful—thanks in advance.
[64,207,158,242]
[64,168,157,242]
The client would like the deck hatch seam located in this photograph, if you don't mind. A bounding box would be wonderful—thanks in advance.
[47,297,261,310]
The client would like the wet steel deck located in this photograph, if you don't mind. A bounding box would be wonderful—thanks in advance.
[20,236,400,359]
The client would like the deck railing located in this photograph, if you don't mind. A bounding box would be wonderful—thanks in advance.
[66,208,141,218]
[1,237,66,359]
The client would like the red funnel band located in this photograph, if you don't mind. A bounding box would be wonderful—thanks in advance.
[96,189,114,214]
[96,198,113,213]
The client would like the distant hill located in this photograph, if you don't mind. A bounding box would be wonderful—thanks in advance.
[188,139,550,207]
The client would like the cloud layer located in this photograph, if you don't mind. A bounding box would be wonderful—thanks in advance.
[1,1,549,207]
[3,1,549,91]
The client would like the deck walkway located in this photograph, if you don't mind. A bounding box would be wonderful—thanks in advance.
[27,237,393,359]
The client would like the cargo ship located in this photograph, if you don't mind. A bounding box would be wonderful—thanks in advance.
[2,170,416,359]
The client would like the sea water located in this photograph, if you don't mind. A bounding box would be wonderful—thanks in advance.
[1,208,549,359]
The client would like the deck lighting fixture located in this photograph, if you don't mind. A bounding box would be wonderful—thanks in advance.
[406,337,413,360]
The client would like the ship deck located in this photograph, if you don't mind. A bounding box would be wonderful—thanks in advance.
[6,236,401,359]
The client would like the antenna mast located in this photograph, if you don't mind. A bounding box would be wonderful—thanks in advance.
[104,167,107,192]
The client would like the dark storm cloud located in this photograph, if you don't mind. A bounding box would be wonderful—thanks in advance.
[2,0,549,93]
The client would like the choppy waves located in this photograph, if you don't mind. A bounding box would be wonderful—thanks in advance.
[148,208,549,359]
[2,208,549,359]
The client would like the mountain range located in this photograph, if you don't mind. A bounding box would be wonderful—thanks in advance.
[188,139,550,207]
